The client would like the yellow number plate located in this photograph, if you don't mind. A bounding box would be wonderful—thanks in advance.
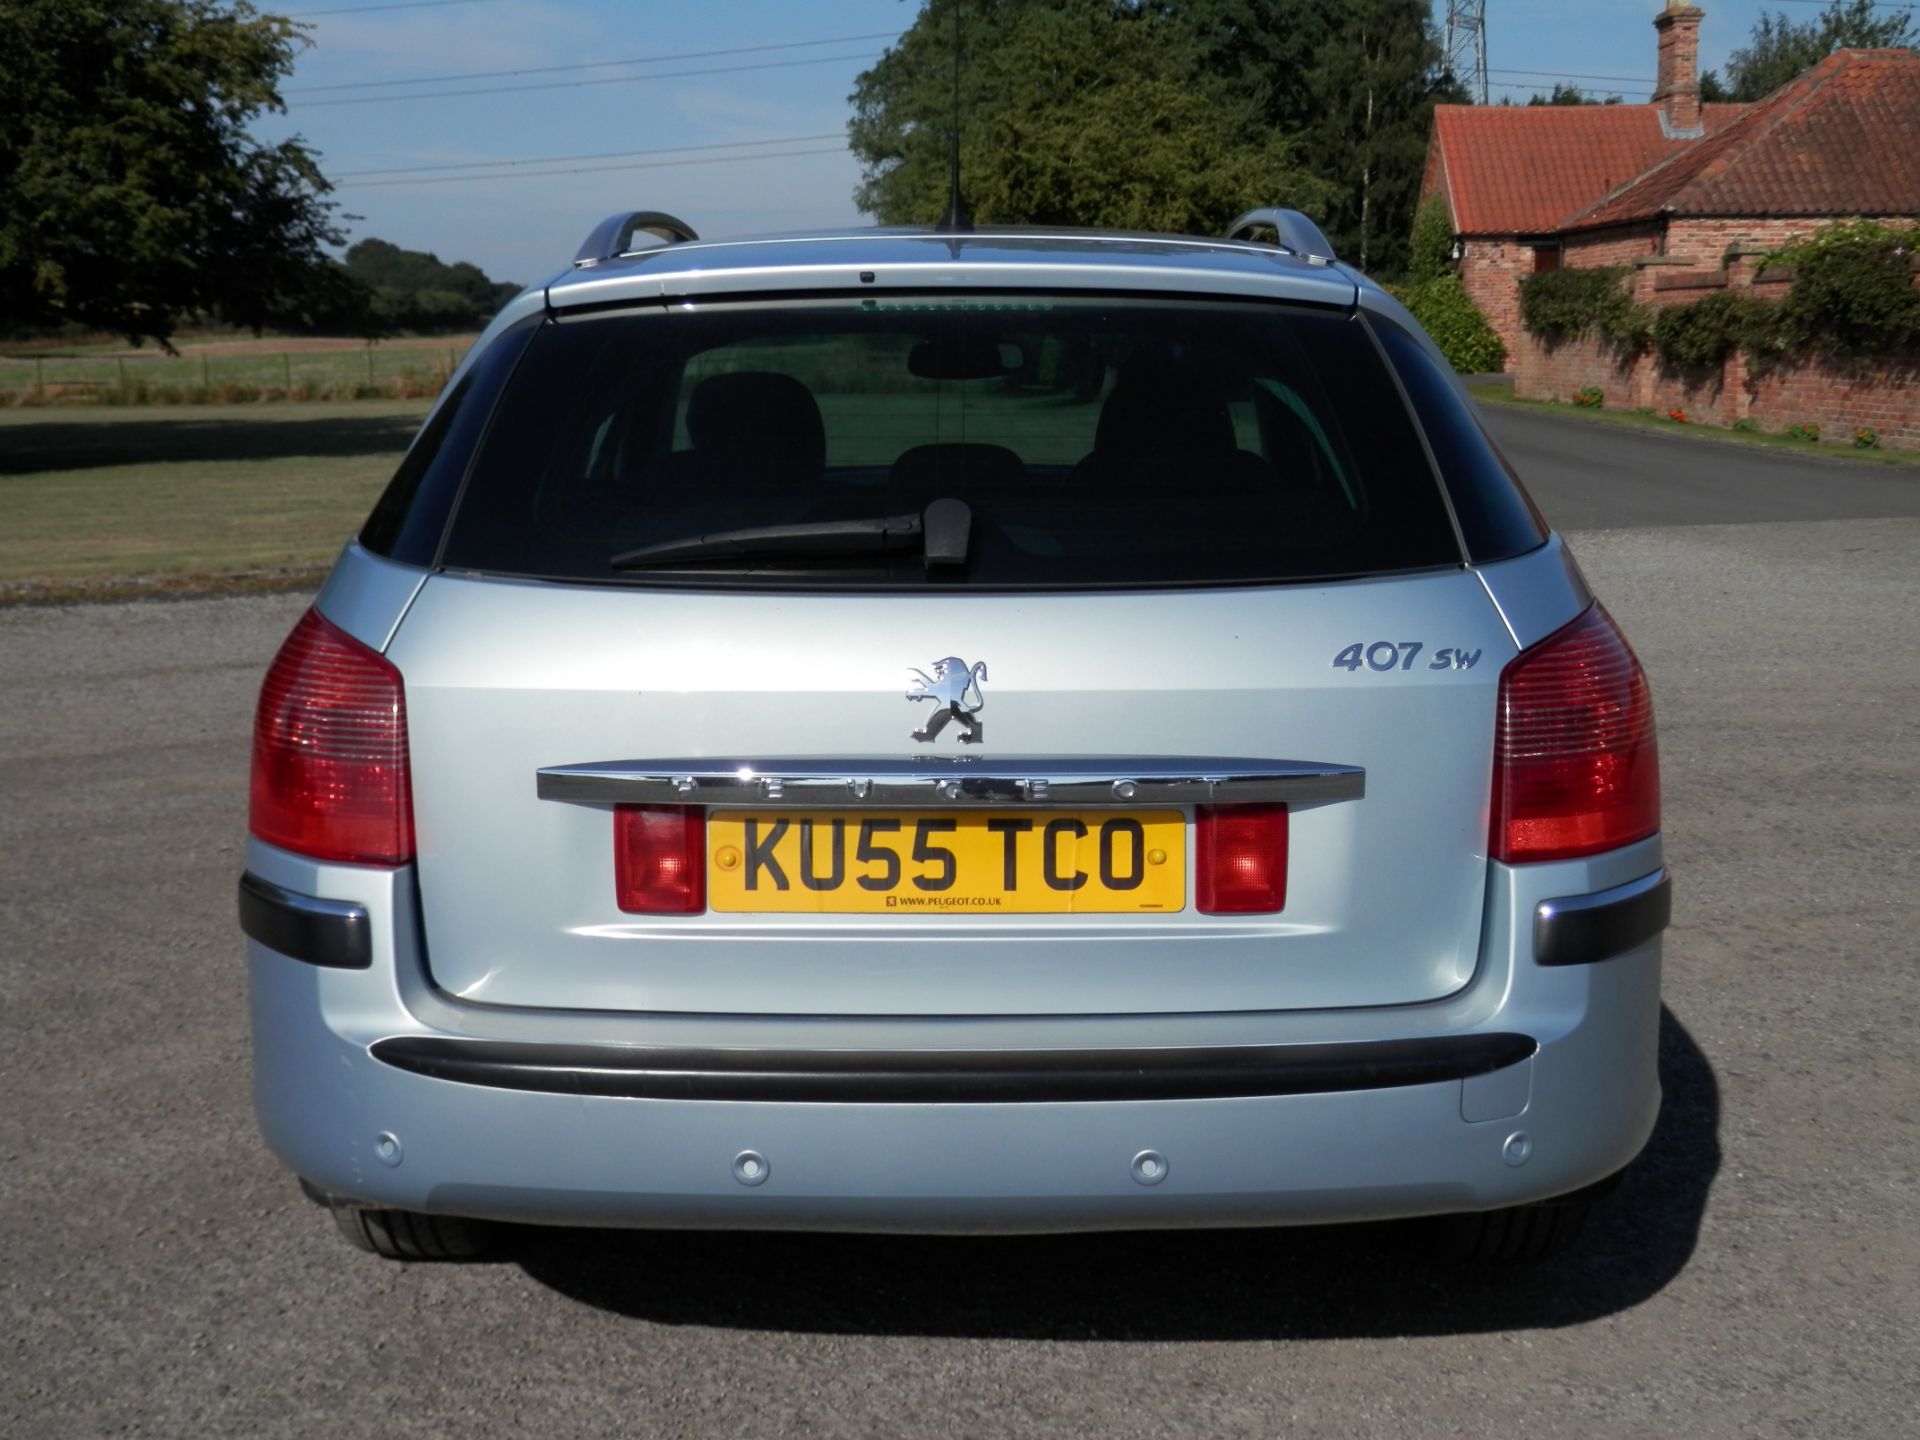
[707,810,1185,914]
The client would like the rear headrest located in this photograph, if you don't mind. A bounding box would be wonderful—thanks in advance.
[685,371,826,477]
[889,443,1026,496]
[1092,365,1237,457]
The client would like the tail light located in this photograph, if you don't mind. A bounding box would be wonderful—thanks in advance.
[250,609,414,866]
[1491,604,1659,864]
[615,805,707,914]
[1196,804,1288,914]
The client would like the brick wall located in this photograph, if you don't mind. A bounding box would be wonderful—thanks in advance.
[1457,226,1662,369]
[1458,240,1532,366]
[1563,225,1664,268]
[1514,217,1920,450]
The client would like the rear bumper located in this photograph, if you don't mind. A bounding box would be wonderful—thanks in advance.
[245,838,1666,1234]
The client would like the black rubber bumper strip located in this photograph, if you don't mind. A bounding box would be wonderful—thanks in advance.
[238,873,372,970]
[368,1032,1538,1104]
[1534,867,1672,967]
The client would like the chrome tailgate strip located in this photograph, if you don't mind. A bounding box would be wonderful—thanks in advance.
[536,756,1364,809]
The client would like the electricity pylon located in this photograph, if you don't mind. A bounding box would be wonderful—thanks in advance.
[1445,0,1489,104]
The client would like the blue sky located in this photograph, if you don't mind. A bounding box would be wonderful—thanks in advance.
[258,1,1858,287]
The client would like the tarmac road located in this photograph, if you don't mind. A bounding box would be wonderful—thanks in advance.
[3,413,1917,1438]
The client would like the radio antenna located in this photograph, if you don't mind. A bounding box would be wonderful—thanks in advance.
[936,0,971,232]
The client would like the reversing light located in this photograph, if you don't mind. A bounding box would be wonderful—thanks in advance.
[1490,604,1660,864]
[615,805,707,914]
[250,608,414,866]
[1196,804,1288,914]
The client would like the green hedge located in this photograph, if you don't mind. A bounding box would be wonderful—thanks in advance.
[1518,267,1650,352]
[1408,196,1454,284]
[1763,220,1920,363]
[1387,276,1506,374]
[1521,222,1919,370]
[1650,289,1753,370]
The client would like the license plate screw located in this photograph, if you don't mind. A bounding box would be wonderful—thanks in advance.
[1112,780,1138,799]
[1148,848,1168,866]
[941,781,963,800]
[714,846,741,871]
[732,1150,770,1186]
[1131,1150,1169,1186]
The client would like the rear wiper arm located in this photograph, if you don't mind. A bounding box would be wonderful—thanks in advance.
[610,497,971,571]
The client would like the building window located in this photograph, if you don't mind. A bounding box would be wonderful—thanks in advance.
[1532,247,1561,273]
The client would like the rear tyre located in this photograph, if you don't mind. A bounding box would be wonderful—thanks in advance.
[327,1201,497,1261]
[1427,1171,1623,1264]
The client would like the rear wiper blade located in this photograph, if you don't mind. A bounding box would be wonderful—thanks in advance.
[610,497,971,570]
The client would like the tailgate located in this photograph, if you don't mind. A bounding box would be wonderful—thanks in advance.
[389,570,1514,1015]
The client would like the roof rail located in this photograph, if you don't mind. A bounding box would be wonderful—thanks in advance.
[573,211,700,268]
[1224,209,1338,266]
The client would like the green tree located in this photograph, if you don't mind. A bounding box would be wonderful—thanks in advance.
[344,239,520,312]
[0,0,343,347]
[849,0,1331,234]
[1305,0,1462,276]
[1151,0,1347,133]
[1527,82,1624,106]
[1717,0,1916,102]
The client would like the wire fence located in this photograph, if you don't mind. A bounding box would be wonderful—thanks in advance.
[0,343,472,405]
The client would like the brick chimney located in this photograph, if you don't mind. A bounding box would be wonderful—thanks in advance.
[1653,2,1706,136]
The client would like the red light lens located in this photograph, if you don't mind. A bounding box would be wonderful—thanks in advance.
[614,806,707,914]
[1196,804,1288,914]
[250,609,414,866]
[1491,604,1660,864]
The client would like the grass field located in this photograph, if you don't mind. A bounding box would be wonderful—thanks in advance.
[0,335,474,404]
[0,400,429,601]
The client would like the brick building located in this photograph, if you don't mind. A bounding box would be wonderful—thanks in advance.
[1520,44,1920,442]
[1419,3,1920,448]
[1421,4,1745,360]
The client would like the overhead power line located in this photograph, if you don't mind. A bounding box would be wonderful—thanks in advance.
[1486,80,1652,98]
[332,133,845,180]
[286,31,902,94]
[1488,67,1653,85]
[292,50,884,107]
[337,144,849,189]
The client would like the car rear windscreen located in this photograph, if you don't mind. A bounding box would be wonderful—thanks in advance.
[432,296,1464,589]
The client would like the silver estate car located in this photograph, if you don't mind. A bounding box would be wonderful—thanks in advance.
[240,209,1670,1263]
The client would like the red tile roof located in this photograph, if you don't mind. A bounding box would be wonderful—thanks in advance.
[1431,103,1747,236]
[1564,50,1920,230]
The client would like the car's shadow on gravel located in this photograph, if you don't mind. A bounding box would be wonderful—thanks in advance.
[514,1006,1718,1340]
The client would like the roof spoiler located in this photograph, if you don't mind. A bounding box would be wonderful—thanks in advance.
[1224,209,1338,267]
[573,211,700,269]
